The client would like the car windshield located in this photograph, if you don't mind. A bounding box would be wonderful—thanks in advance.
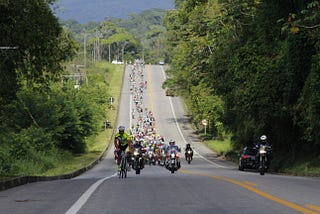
[244,148,257,155]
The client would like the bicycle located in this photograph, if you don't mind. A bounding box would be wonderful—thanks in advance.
[119,150,128,178]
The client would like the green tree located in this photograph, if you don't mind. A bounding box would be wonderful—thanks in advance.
[166,0,320,160]
[0,0,77,105]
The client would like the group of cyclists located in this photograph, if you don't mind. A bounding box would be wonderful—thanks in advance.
[114,60,193,175]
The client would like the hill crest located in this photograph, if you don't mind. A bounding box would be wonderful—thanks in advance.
[52,0,175,23]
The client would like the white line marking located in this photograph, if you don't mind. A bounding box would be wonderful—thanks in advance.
[129,93,132,128]
[65,173,116,214]
[160,67,226,168]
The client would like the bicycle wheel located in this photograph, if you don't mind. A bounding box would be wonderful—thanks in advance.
[120,156,127,178]
[123,158,127,178]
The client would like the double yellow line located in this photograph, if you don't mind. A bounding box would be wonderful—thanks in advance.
[181,170,320,214]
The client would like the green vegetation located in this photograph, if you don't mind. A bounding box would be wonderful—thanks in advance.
[62,9,169,64]
[0,1,124,178]
[165,0,320,176]
[38,62,124,176]
[1,0,319,178]
[203,138,232,156]
[0,62,123,177]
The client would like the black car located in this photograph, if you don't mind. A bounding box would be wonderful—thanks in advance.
[238,147,258,171]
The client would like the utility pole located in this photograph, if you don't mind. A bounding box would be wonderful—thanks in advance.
[93,30,97,63]
[83,33,88,85]
[93,30,103,63]
[108,44,111,63]
[83,33,86,72]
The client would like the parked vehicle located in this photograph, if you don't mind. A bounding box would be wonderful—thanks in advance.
[238,147,258,171]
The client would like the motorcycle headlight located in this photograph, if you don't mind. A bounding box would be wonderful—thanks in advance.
[134,151,139,156]
[171,153,175,158]
[188,150,191,154]
[259,150,267,154]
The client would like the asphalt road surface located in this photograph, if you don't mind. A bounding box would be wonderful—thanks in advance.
[0,64,319,214]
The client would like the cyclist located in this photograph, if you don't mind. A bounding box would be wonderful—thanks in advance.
[114,126,133,173]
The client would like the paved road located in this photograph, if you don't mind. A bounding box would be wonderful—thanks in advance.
[0,64,319,214]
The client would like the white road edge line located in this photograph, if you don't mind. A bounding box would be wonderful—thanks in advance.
[65,173,117,214]
[160,66,227,168]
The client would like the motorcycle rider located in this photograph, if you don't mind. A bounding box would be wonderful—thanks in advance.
[255,135,272,167]
[133,139,146,169]
[114,126,133,173]
[255,135,271,149]
[166,139,181,168]
[185,143,193,161]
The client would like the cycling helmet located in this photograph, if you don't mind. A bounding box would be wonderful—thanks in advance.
[260,135,267,141]
[169,139,175,145]
[118,126,125,132]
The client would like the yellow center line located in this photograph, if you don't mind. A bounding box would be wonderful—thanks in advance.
[244,181,257,187]
[146,64,157,135]
[180,170,319,214]
[307,205,320,212]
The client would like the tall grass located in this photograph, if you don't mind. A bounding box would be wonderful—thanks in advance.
[203,137,232,156]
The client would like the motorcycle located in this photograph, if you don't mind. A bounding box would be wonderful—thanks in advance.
[146,149,156,165]
[131,148,145,174]
[258,145,271,175]
[185,149,193,164]
[165,149,181,173]
[158,149,166,166]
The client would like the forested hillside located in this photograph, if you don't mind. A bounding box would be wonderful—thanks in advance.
[62,9,168,64]
[52,0,174,23]
[165,0,320,172]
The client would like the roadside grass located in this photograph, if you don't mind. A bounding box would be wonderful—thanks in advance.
[271,153,320,177]
[203,138,232,155]
[37,62,124,176]
[201,136,239,162]
[201,135,320,177]
[282,161,320,177]
[180,95,320,177]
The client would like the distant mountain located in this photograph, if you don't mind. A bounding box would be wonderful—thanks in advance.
[52,0,175,23]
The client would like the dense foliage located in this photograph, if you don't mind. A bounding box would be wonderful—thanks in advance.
[0,0,77,105]
[112,9,169,63]
[0,1,110,176]
[165,0,320,162]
